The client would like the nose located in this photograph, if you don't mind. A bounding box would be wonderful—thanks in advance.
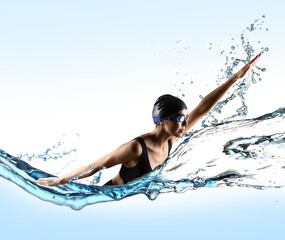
[182,119,188,127]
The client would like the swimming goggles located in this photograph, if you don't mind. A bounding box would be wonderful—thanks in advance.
[153,114,189,124]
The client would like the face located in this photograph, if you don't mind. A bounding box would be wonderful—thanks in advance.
[162,110,188,137]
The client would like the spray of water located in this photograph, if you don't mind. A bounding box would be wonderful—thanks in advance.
[1,16,283,210]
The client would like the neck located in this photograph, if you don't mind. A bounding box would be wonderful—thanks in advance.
[149,125,172,148]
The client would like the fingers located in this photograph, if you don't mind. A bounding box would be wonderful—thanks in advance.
[36,178,57,186]
[249,53,261,66]
[235,53,261,79]
[36,179,49,186]
[245,53,261,73]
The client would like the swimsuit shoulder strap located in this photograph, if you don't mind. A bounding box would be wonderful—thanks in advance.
[133,137,150,164]
[118,137,152,184]
[135,137,172,156]
[167,139,172,155]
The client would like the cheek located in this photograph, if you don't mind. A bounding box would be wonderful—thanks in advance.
[165,122,180,132]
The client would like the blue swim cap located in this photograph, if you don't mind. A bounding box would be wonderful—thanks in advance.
[152,94,187,124]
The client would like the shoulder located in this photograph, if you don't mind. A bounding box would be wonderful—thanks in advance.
[102,138,143,167]
[128,138,143,156]
[116,138,142,159]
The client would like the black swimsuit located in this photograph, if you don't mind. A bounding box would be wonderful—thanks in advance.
[104,137,172,185]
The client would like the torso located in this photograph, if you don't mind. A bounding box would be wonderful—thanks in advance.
[112,136,172,185]
[143,137,171,170]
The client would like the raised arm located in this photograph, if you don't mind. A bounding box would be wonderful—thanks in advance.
[184,53,261,132]
[36,140,141,186]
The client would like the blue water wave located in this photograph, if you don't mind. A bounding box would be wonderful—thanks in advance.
[1,16,282,210]
[1,107,285,210]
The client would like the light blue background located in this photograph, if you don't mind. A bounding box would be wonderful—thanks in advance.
[0,1,284,239]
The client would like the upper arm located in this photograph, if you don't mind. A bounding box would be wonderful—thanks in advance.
[185,102,207,132]
[93,140,142,170]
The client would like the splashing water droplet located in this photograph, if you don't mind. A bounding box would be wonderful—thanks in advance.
[0,16,276,210]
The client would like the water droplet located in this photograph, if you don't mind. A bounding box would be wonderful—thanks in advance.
[231,46,235,50]
[261,68,266,72]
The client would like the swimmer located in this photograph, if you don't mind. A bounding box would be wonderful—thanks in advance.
[36,53,261,187]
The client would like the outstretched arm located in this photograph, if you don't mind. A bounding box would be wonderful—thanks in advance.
[36,140,141,186]
[185,53,261,132]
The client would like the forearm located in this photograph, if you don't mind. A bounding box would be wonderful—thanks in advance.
[198,74,240,115]
[198,53,261,115]
[58,163,99,184]
[36,141,139,187]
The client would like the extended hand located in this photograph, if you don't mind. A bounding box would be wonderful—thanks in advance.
[36,177,62,186]
[234,53,261,79]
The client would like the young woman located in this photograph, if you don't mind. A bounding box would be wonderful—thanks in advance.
[36,53,261,187]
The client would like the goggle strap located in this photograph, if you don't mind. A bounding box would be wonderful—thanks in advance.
[153,115,189,123]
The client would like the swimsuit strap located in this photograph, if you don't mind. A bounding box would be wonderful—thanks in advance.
[133,137,150,166]
[118,137,172,184]
[135,137,172,161]
[167,139,172,155]
[118,137,152,184]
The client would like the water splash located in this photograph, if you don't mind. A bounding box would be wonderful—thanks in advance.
[201,15,268,127]
[1,16,281,210]
[15,134,81,178]
[17,134,79,162]
[1,107,284,210]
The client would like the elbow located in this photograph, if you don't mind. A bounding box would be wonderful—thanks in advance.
[87,163,98,176]
[197,99,211,116]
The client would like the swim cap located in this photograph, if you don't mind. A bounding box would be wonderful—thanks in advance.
[152,94,187,124]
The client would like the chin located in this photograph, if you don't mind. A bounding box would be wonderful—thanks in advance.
[174,132,184,138]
